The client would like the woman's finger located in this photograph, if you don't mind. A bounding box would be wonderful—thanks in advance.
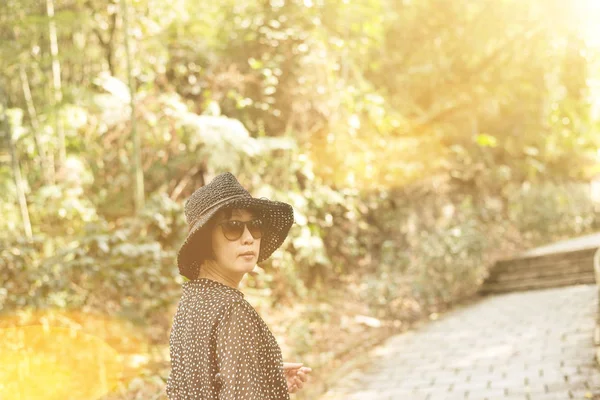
[283,362,304,370]
[297,372,308,382]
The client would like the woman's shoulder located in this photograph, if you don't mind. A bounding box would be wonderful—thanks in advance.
[184,278,245,300]
[177,283,245,320]
[218,297,273,331]
[221,296,259,318]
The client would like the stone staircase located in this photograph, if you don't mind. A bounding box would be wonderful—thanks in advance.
[480,247,598,295]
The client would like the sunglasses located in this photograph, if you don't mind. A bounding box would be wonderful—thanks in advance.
[217,219,264,241]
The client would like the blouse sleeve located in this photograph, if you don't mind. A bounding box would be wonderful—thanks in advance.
[166,300,185,400]
[215,299,280,400]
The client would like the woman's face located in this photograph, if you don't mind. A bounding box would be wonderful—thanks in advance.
[210,208,262,274]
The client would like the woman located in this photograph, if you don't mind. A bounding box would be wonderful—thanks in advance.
[166,172,311,399]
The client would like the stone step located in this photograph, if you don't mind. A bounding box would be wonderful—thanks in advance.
[487,262,594,284]
[492,255,593,275]
[480,272,597,295]
[494,247,596,273]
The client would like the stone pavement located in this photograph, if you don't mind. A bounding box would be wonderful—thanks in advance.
[519,232,600,258]
[319,284,600,400]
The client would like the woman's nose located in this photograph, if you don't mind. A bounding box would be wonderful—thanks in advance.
[241,226,254,243]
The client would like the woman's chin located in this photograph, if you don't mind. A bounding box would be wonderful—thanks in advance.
[235,260,256,272]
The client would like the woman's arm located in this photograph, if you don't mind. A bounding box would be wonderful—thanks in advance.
[166,300,187,400]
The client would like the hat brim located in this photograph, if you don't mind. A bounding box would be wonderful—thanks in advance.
[176,196,294,280]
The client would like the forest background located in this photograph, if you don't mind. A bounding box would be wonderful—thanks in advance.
[2,0,600,398]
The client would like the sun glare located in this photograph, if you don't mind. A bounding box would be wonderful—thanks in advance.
[0,309,150,400]
[571,0,600,48]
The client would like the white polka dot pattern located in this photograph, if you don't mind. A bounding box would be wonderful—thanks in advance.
[166,278,290,399]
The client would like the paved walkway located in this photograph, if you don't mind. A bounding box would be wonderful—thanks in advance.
[519,232,600,258]
[319,284,600,400]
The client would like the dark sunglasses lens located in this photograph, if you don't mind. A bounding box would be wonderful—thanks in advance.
[248,220,263,238]
[221,220,263,240]
[222,221,244,240]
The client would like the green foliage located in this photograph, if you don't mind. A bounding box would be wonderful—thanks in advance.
[507,181,599,242]
[0,192,185,323]
[408,198,489,309]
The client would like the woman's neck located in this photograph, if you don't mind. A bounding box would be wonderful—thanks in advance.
[197,259,244,290]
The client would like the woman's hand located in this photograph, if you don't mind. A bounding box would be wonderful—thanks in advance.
[283,362,312,394]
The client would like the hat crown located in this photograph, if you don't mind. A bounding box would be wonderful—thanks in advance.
[184,172,252,225]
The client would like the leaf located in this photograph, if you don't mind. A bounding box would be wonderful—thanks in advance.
[474,134,498,148]
[93,72,131,103]
[248,57,263,70]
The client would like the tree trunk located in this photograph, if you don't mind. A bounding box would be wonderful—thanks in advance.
[1,85,33,240]
[46,0,67,173]
[121,0,145,213]
[19,64,55,185]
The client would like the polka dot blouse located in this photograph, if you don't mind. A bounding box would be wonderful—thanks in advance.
[166,278,290,400]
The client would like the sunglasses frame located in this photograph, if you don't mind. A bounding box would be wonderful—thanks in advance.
[216,218,264,241]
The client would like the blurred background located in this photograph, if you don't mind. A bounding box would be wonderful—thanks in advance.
[1,0,600,398]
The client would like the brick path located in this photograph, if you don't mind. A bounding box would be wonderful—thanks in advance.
[319,284,600,400]
[519,232,600,258]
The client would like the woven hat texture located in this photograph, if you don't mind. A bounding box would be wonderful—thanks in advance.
[177,172,294,280]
